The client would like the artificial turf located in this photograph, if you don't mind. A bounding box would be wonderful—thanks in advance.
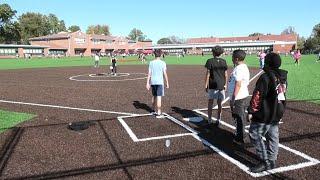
[0,110,36,133]
[0,54,319,104]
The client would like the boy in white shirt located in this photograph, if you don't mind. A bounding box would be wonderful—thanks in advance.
[228,50,250,144]
[146,49,169,118]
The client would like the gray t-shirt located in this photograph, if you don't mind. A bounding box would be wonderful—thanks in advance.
[148,59,167,85]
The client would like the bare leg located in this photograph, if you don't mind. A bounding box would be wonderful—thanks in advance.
[152,96,156,113]
[207,99,214,123]
[157,96,162,115]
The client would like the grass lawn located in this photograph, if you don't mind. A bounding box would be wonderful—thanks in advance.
[0,110,36,133]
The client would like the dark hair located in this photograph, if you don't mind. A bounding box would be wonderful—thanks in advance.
[212,46,224,57]
[265,52,281,69]
[232,49,246,61]
[154,49,162,57]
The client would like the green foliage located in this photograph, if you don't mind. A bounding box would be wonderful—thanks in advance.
[157,37,172,44]
[281,26,296,35]
[86,24,110,35]
[47,13,66,34]
[128,28,146,41]
[248,32,264,37]
[68,25,80,32]
[0,3,20,43]
[18,12,50,43]
[0,3,16,24]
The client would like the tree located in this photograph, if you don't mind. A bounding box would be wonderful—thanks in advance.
[18,12,51,43]
[248,32,264,37]
[297,35,305,50]
[0,3,20,43]
[157,37,172,44]
[312,23,320,39]
[128,28,146,41]
[86,24,110,35]
[169,36,184,44]
[281,26,296,35]
[47,14,66,34]
[68,25,80,32]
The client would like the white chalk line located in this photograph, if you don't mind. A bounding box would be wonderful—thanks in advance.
[69,72,147,82]
[193,108,319,176]
[89,73,130,78]
[0,99,138,116]
[117,113,196,142]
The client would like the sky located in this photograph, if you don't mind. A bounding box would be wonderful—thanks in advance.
[3,0,320,42]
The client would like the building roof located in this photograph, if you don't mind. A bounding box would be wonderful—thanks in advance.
[151,40,296,49]
[0,44,49,48]
[29,32,70,41]
[187,34,297,44]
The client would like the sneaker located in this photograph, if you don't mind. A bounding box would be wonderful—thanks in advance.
[151,111,157,115]
[269,160,277,169]
[250,161,271,173]
[214,119,220,127]
[233,136,244,144]
[156,114,165,119]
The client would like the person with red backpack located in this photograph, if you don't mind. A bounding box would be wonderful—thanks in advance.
[247,53,288,173]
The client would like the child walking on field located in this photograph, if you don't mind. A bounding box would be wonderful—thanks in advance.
[146,49,169,118]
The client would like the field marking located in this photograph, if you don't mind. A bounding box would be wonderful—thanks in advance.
[69,72,147,82]
[118,113,196,142]
[193,108,319,177]
[89,73,130,78]
[0,99,138,116]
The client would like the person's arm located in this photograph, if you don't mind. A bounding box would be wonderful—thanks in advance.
[247,77,267,121]
[164,69,169,88]
[205,70,210,92]
[146,67,151,90]
[232,80,241,101]
[224,70,228,90]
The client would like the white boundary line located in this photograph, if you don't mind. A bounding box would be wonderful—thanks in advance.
[0,99,138,116]
[118,113,196,142]
[195,110,320,177]
[69,72,148,82]
[89,73,130,78]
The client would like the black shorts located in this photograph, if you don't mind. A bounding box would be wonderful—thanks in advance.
[151,85,164,96]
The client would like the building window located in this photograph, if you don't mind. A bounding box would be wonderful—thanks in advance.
[92,39,101,44]
[0,48,16,56]
[75,38,85,44]
[23,48,42,54]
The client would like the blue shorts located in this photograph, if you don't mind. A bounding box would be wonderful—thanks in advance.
[151,85,164,96]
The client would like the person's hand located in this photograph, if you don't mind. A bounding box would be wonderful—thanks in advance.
[230,99,235,111]
[205,87,208,92]
[166,84,169,89]
[146,84,150,90]
[247,114,253,122]
[224,85,227,90]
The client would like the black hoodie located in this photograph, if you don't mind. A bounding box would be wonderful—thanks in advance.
[248,69,288,124]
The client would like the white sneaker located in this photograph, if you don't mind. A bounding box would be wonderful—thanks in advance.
[156,114,165,119]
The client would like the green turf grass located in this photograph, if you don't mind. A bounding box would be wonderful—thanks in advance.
[0,54,319,104]
[0,110,36,133]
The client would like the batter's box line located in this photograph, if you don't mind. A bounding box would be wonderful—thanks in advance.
[191,109,320,177]
[117,113,196,142]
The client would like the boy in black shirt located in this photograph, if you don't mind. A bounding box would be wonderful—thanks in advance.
[204,46,228,126]
[248,53,288,173]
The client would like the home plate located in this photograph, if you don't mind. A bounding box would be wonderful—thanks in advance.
[182,117,203,123]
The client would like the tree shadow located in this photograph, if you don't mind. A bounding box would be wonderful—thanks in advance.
[132,101,153,113]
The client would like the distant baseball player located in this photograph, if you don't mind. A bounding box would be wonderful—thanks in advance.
[146,49,169,118]
[94,53,100,75]
[110,55,117,76]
